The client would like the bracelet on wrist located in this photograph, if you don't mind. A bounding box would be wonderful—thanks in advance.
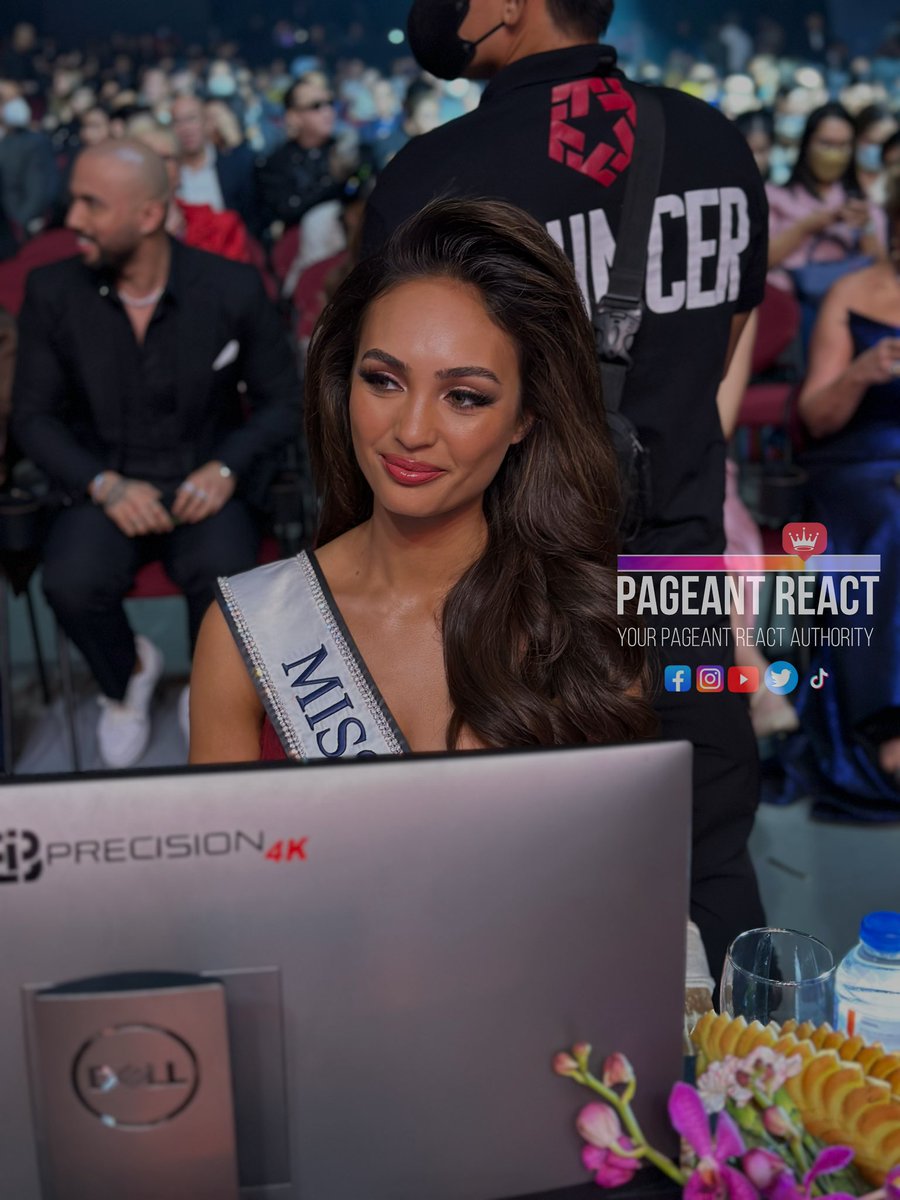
[89,471,108,503]
[102,480,127,509]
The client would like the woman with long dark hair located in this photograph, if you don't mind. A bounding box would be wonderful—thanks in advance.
[766,103,886,342]
[189,197,655,761]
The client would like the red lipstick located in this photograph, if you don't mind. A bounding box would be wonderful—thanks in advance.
[380,454,446,486]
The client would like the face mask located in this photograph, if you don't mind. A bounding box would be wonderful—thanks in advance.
[208,75,236,98]
[1,97,31,128]
[856,143,883,174]
[407,0,504,80]
[774,113,805,142]
[807,145,852,184]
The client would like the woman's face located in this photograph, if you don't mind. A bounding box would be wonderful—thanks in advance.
[806,116,854,184]
[349,277,528,526]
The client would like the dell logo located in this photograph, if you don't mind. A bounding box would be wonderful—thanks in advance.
[73,1025,199,1127]
[87,1061,190,1091]
[0,829,43,883]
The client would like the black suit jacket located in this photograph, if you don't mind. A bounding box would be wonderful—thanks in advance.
[11,238,299,499]
[256,139,343,231]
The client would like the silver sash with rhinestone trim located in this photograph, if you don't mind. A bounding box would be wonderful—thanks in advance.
[217,554,406,761]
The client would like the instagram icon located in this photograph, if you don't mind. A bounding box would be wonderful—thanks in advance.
[697,666,725,693]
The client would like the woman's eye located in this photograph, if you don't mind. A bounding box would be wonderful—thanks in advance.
[359,369,399,391]
[447,388,492,410]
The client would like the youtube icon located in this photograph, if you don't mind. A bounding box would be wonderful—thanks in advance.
[728,666,760,694]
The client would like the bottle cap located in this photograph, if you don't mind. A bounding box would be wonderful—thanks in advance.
[860,912,900,954]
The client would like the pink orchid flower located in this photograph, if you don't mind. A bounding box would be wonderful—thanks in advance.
[887,1165,900,1200]
[766,1146,856,1200]
[582,1140,642,1188]
[553,1052,580,1078]
[576,1102,643,1189]
[668,1082,758,1200]
[577,1102,623,1150]
[602,1053,636,1089]
[743,1148,789,1193]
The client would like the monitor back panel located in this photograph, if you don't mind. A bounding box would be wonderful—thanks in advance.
[0,742,691,1200]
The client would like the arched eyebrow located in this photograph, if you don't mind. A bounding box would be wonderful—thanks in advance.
[360,348,500,384]
[436,365,501,383]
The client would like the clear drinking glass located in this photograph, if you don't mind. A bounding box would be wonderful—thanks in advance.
[720,927,836,1026]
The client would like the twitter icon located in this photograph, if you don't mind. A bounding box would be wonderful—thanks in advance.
[765,661,799,696]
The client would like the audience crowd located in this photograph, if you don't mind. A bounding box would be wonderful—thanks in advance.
[0,6,898,816]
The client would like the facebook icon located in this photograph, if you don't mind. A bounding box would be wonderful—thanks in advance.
[665,666,692,693]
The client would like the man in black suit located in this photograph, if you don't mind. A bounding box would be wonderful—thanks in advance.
[171,93,260,234]
[256,73,355,237]
[11,139,298,768]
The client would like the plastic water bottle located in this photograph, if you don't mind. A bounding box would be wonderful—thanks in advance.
[835,912,900,1051]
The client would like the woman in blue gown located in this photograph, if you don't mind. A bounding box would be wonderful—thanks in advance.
[791,181,900,817]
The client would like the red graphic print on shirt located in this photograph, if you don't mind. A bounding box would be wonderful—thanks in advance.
[548,77,636,187]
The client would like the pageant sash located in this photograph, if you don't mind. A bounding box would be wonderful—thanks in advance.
[217,553,409,761]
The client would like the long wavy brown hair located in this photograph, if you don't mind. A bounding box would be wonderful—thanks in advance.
[305,197,656,748]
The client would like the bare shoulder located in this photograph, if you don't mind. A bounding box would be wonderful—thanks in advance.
[831,262,892,307]
[189,601,263,764]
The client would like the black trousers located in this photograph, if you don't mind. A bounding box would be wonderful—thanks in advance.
[653,667,765,988]
[42,500,259,700]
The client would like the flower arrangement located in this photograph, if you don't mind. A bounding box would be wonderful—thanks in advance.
[692,1013,900,1186]
[553,1042,900,1198]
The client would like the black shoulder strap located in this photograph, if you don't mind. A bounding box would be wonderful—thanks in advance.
[594,86,666,414]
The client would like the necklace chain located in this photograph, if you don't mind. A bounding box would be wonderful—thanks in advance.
[117,285,164,309]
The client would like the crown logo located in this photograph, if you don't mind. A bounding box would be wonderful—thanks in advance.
[789,527,819,553]
[782,522,827,562]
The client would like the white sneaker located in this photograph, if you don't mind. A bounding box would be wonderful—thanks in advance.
[178,684,190,745]
[96,635,164,768]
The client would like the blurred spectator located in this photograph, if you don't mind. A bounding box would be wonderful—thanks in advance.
[135,122,251,263]
[207,60,239,101]
[10,139,298,768]
[369,78,440,168]
[256,72,356,236]
[756,17,787,59]
[0,23,38,84]
[170,92,259,232]
[137,66,171,121]
[855,104,899,204]
[358,79,402,163]
[735,109,775,180]
[79,104,111,148]
[0,92,60,242]
[767,103,887,339]
[799,12,830,63]
[718,12,754,75]
[791,178,900,813]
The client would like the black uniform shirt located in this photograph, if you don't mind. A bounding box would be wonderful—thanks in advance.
[363,45,769,556]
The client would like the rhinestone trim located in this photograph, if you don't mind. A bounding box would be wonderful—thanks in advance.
[218,573,307,761]
[298,553,404,755]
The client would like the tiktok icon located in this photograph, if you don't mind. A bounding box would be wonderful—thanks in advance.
[810,670,830,691]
